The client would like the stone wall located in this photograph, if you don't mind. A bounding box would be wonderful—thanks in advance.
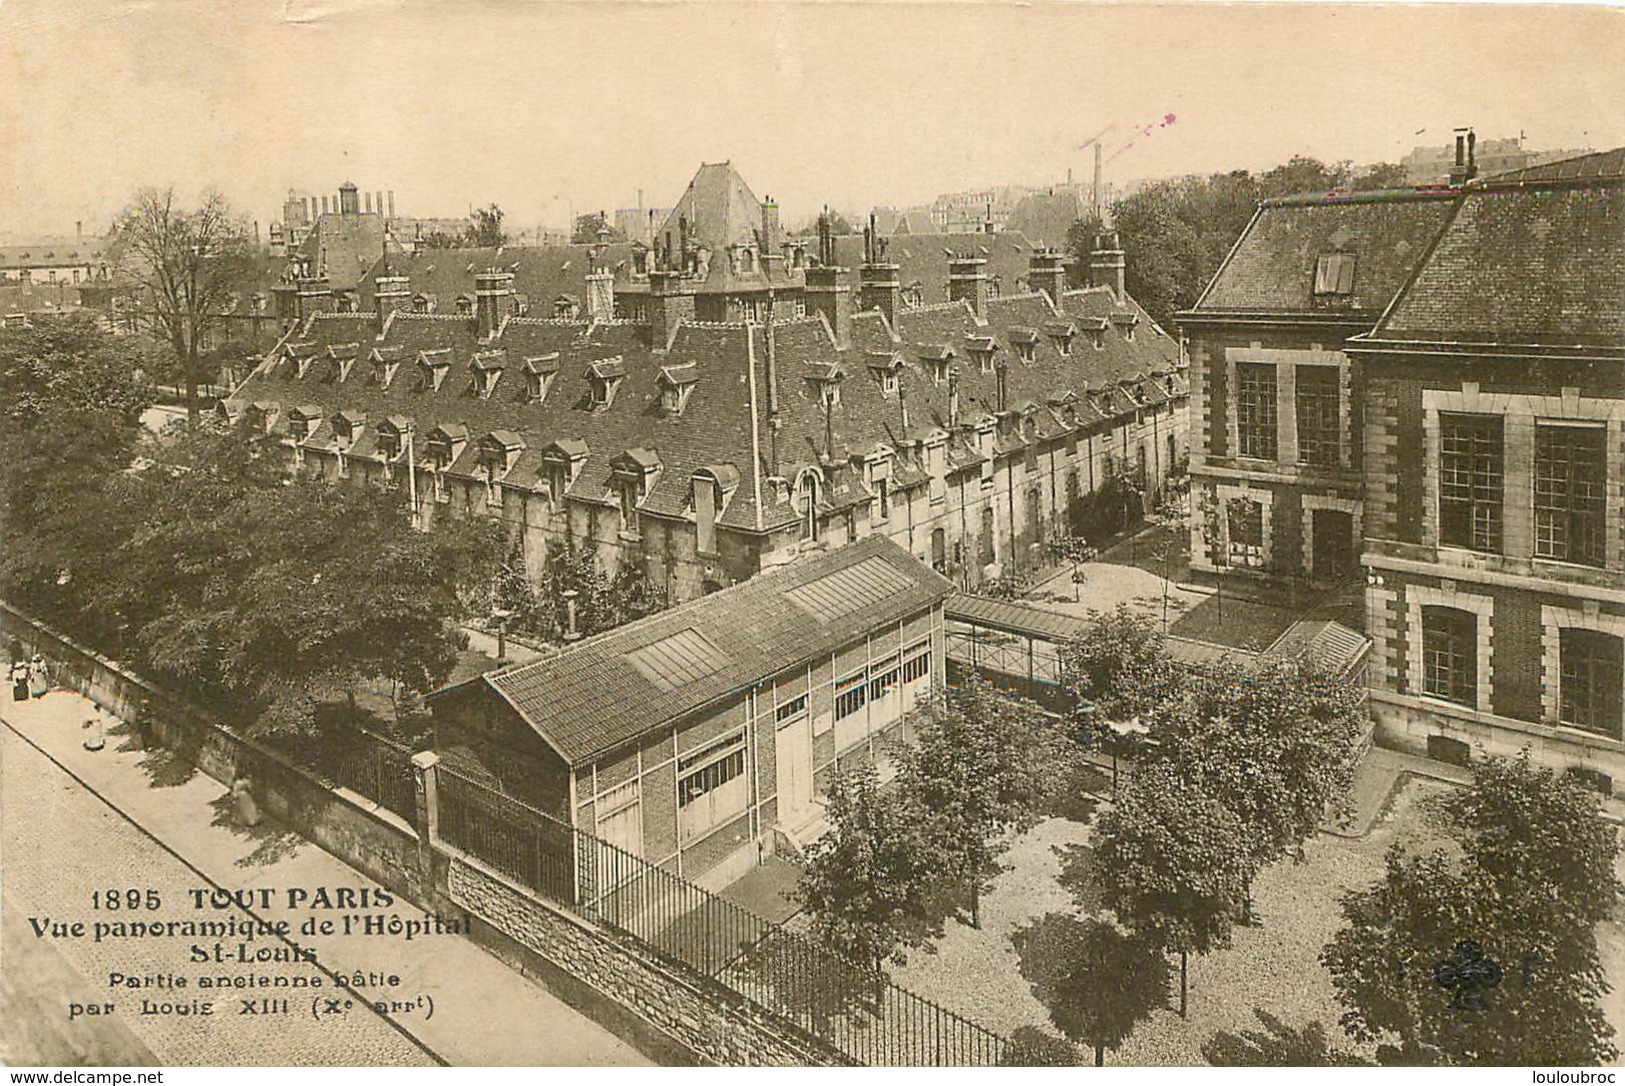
[0,601,424,901]
[441,852,841,1066]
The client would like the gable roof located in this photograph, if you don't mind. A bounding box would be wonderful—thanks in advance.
[1372,148,1624,347]
[435,535,952,765]
[1188,189,1457,320]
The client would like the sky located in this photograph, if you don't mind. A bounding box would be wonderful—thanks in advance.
[1,0,1622,238]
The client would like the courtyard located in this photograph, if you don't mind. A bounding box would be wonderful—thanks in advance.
[880,757,1625,1064]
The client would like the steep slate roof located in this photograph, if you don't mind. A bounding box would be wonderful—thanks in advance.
[1004,191,1089,249]
[657,161,764,252]
[355,242,640,314]
[1373,148,1624,346]
[433,535,952,765]
[1190,189,1457,318]
[298,214,389,291]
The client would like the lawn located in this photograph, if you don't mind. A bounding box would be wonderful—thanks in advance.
[1168,593,1302,654]
[886,768,1625,1066]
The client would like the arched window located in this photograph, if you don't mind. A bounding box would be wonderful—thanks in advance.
[797,470,821,542]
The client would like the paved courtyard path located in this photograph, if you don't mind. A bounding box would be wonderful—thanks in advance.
[1,689,652,1067]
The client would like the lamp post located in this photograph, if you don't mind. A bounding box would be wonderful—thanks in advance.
[1105,715,1150,796]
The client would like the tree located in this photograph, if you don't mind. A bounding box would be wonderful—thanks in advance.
[998,1025,1081,1067]
[1202,1009,1369,1066]
[0,316,154,641]
[796,764,945,976]
[1352,162,1409,191]
[572,210,626,245]
[1092,762,1251,1016]
[1322,753,1620,1065]
[1059,603,1183,734]
[465,203,507,248]
[1012,913,1169,1065]
[898,677,1080,926]
[1150,657,1366,911]
[110,187,253,426]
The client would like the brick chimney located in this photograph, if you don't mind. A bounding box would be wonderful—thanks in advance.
[647,268,694,351]
[475,270,515,340]
[760,196,784,279]
[374,273,411,328]
[1091,232,1126,304]
[804,265,852,349]
[585,225,615,321]
[295,274,334,320]
[338,181,360,216]
[1029,248,1068,305]
[1449,127,1478,186]
[859,214,902,323]
[948,250,990,315]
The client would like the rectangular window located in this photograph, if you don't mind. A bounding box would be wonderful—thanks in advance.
[677,731,748,841]
[834,672,867,721]
[1295,366,1341,467]
[868,655,900,702]
[902,646,931,683]
[1236,363,1277,460]
[1227,499,1264,568]
[775,694,808,723]
[1534,424,1607,567]
[1560,628,1624,738]
[1439,414,1503,553]
[1422,606,1478,707]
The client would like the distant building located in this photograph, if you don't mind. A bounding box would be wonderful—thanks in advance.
[1400,133,1593,186]
[614,206,674,247]
[425,535,950,878]
[0,230,111,287]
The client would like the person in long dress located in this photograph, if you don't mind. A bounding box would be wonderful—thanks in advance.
[231,775,261,828]
[27,654,49,698]
[10,659,28,702]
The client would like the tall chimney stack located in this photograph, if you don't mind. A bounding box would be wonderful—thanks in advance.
[388,191,396,217]
[947,250,990,315]
[1090,231,1126,304]
[1093,142,1104,222]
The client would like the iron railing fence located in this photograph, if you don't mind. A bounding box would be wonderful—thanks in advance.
[434,765,1006,1066]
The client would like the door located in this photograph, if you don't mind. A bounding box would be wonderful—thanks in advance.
[1312,509,1355,582]
[776,714,814,823]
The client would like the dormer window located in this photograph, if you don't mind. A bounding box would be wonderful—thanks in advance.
[966,336,996,374]
[586,357,626,409]
[611,448,661,538]
[866,352,902,399]
[920,347,953,385]
[805,364,843,409]
[416,349,452,391]
[248,401,281,435]
[426,427,464,468]
[470,351,505,400]
[454,294,474,317]
[1111,312,1140,343]
[523,354,559,404]
[370,346,403,388]
[553,295,581,320]
[411,292,436,314]
[332,409,365,450]
[479,431,524,512]
[375,417,411,466]
[1010,328,1038,364]
[540,439,589,504]
[287,404,322,441]
[329,344,359,382]
[659,364,698,416]
[1314,252,1356,297]
[868,456,893,521]
[1046,322,1076,357]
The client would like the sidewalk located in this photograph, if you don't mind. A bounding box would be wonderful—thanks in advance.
[1,689,651,1067]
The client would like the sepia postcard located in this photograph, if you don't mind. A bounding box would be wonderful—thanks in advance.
[2,0,1623,1071]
